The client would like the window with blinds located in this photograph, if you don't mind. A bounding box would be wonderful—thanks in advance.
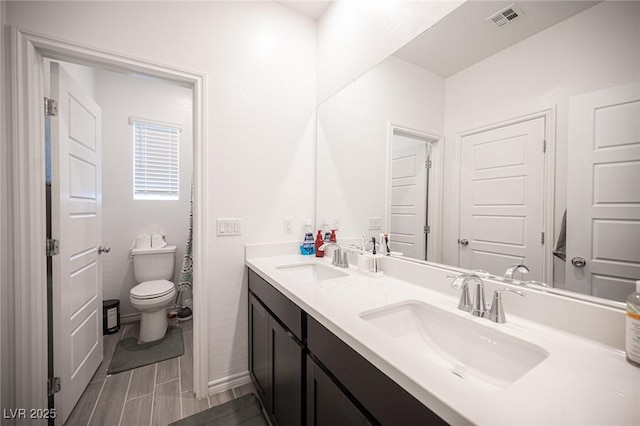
[131,118,181,200]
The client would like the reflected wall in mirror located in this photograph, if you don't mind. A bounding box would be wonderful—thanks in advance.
[316,1,640,303]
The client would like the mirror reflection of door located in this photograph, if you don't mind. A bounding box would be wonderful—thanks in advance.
[390,132,432,260]
[459,117,546,281]
[565,82,640,301]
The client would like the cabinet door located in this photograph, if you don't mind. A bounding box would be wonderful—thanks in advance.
[249,293,271,411]
[271,318,303,426]
[307,355,369,426]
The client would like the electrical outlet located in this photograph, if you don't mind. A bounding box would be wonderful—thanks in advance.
[284,217,293,234]
[368,217,382,230]
[332,217,341,230]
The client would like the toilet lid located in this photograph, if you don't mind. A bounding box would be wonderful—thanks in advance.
[131,280,175,300]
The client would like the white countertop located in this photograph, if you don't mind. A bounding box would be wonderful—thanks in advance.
[246,252,640,426]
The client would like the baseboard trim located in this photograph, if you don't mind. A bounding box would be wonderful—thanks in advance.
[208,371,252,395]
[120,313,141,324]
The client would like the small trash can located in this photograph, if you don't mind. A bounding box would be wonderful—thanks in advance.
[103,299,120,335]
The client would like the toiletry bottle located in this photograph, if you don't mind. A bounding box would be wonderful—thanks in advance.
[315,230,325,258]
[329,229,337,243]
[301,221,315,255]
[626,280,640,367]
[323,221,331,242]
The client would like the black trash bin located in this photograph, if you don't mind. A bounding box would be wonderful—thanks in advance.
[103,299,120,335]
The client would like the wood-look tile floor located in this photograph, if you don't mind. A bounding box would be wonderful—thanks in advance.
[65,320,257,426]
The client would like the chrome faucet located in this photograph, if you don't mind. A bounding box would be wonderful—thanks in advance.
[448,273,486,317]
[449,272,527,324]
[319,242,349,268]
[504,264,529,280]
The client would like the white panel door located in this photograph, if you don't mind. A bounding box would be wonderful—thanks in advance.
[459,117,545,280]
[566,82,640,301]
[390,134,429,260]
[50,62,103,424]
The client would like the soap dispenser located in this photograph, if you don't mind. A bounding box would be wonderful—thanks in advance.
[315,230,325,258]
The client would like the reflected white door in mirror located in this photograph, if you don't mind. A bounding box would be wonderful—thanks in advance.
[389,132,431,260]
[459,117,546,282]
[566,82,640,301]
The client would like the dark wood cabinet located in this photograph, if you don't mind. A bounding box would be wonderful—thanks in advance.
[248,267,447,426]
[271,318,303,426]
[248,293,271,409]
[306,355,370,426]
[249,275,304,426]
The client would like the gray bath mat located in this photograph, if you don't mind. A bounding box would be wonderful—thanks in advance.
[169,393,268,426]
[107,326,184,374]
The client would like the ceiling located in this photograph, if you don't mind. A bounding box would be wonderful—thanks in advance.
[394,1,600,77]
[277,0,332,20]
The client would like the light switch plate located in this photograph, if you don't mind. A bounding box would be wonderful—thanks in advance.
[217,218,242,236]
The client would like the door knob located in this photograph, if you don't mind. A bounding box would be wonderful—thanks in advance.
[458,239,469,246]
[571,257,586,268]
[98,246,111,254]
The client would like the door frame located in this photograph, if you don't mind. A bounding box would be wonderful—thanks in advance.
[386,123,443,263]
[9,27,209,410]
[451,108,556,285]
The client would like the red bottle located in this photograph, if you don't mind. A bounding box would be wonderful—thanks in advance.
[315,230,325,258]
[329,229,337,243]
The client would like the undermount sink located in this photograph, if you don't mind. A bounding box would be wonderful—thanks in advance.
[360,300,548,390]
[276,262,349,282]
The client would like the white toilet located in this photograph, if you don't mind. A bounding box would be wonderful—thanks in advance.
[130,245,177,343]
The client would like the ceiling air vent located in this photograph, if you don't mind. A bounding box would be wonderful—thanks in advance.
[487,3,525,27]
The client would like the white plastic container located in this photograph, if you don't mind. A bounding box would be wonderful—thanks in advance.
[626,280,640,367]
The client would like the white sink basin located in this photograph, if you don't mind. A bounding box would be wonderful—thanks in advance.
[360,300,548,390]
[276,263,349,282]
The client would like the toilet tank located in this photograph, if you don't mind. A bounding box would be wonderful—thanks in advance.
[131,245,177,283]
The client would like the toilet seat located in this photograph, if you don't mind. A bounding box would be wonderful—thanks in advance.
[131,280,175,300]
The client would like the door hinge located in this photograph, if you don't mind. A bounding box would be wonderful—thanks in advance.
[543,139,547,153]
[425,160,432,169]
[541,232,545,244]
[424,225,430,234]
[48,377,61,396]
[46,238,60,256]
[44,97,58,117]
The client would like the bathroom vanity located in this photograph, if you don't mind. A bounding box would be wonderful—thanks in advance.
[246,243,640,426]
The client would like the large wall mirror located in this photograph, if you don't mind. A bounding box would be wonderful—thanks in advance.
[316,1,640,305]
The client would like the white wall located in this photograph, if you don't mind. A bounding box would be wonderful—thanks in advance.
[317,0,462,103]
[317,55,444,238]
[5,1,317,387]
[96,69,193,318]
[442,2,640,279]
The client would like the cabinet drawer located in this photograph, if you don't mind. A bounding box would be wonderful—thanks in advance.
[307,316,447,426]
[248,268,303,340]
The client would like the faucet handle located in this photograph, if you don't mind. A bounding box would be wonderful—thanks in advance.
[448,274,473,312]
[486,288,525,323]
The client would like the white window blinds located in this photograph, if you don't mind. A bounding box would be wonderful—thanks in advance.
[131,118,181,200]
